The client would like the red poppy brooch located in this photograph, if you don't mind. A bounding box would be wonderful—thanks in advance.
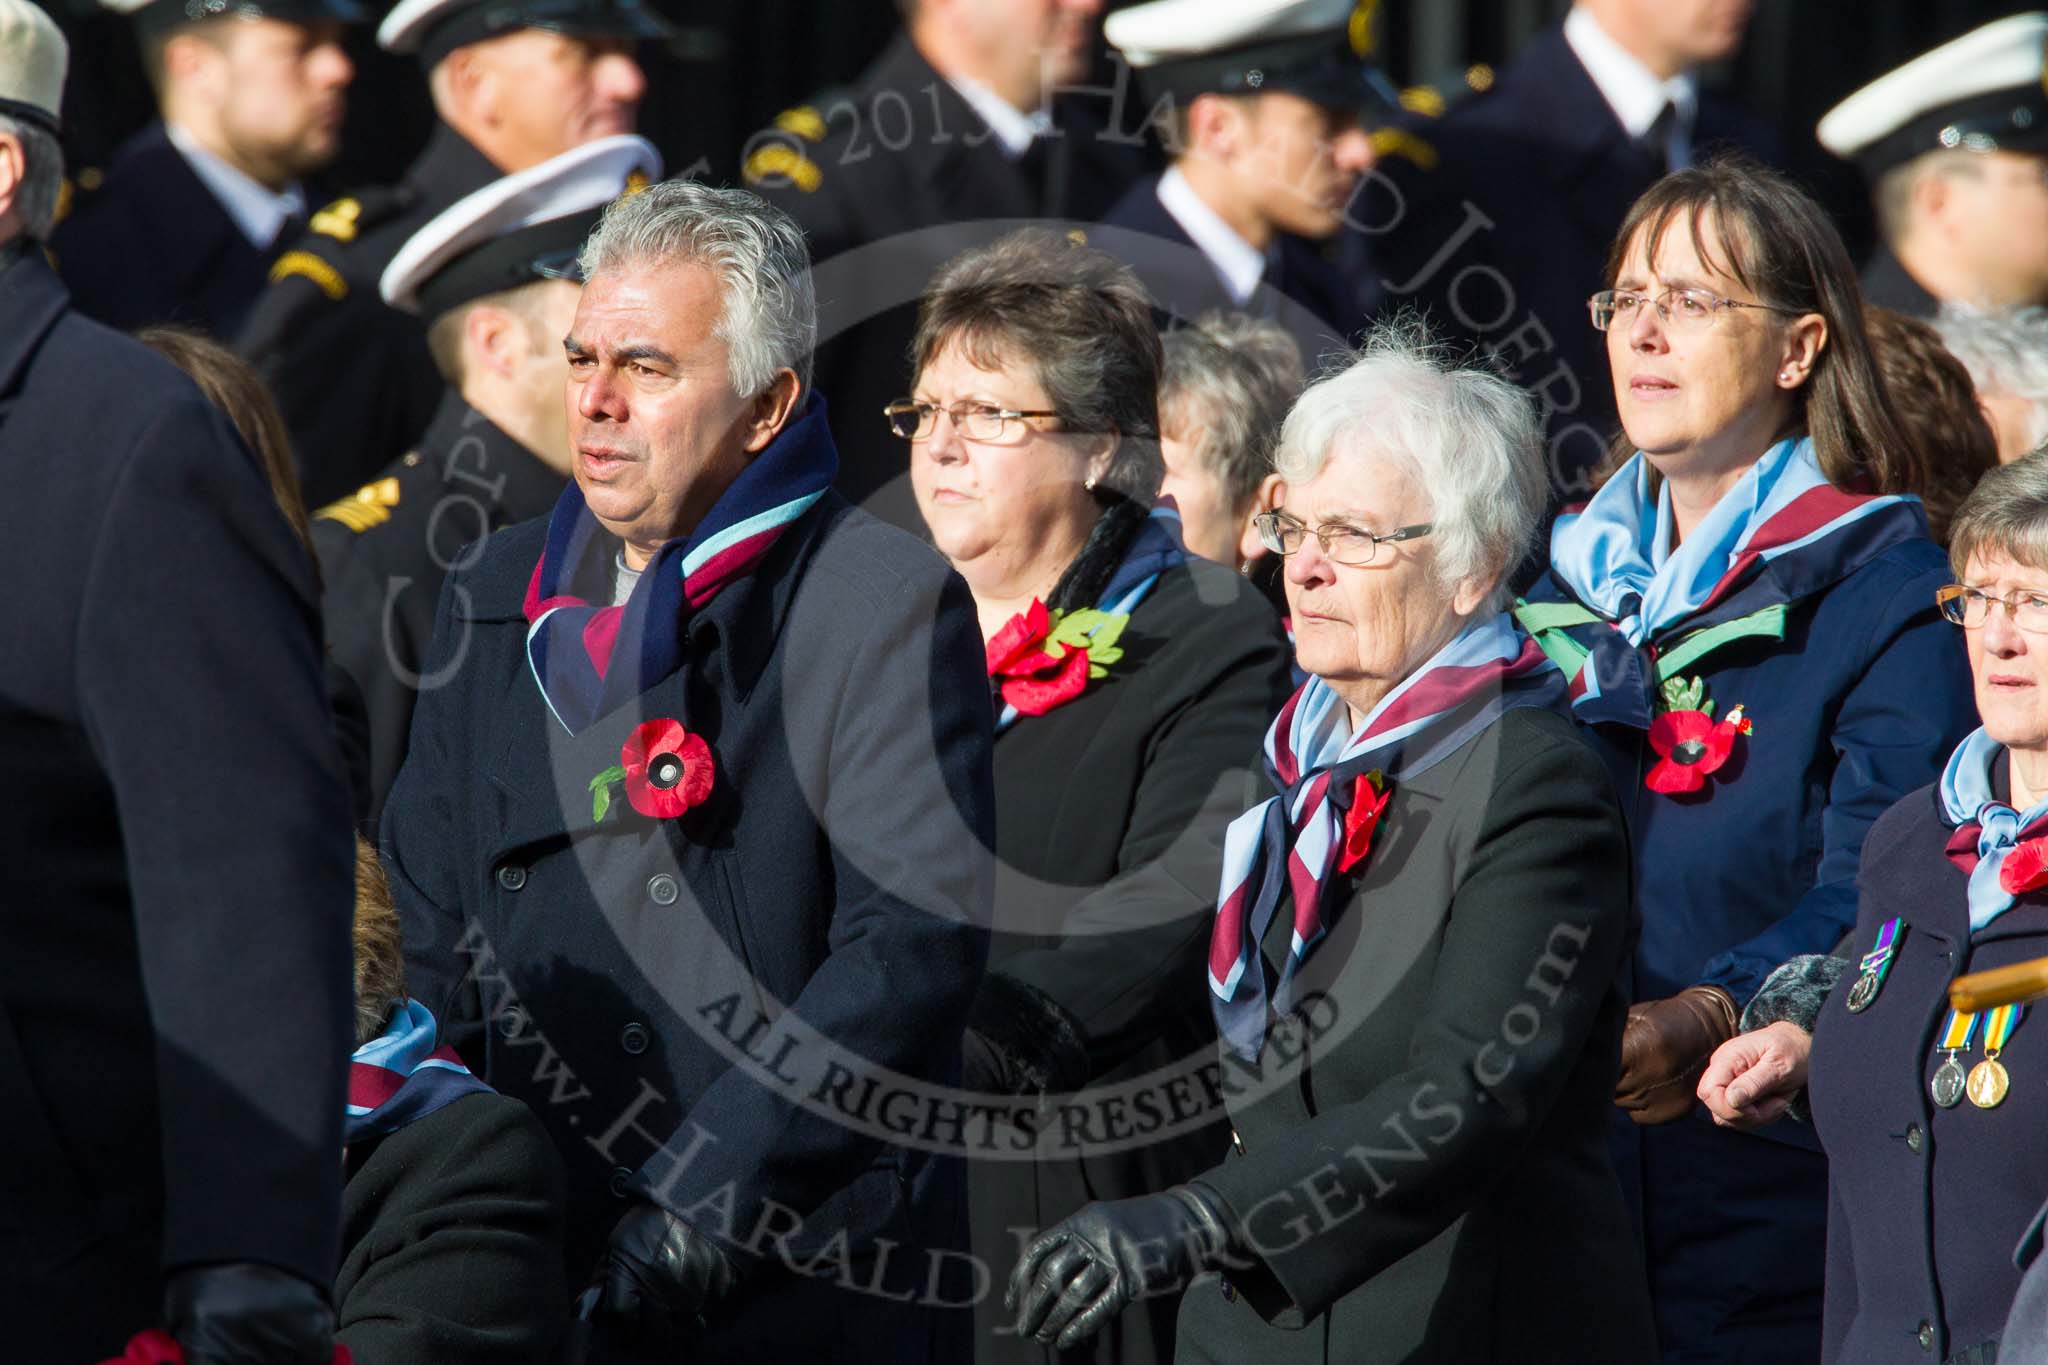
[1645,675,1752,797]
[2001,837,2048,896]
[589,718,716,821]
[1336,770,1391,873]
[100,1331,354,1365]
[986,598,1130,717]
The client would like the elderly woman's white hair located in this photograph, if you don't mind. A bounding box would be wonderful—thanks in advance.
[1274,320,1546,607]
[1939,308,2048,456]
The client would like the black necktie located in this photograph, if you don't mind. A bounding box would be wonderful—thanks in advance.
[1639,102,1679,176]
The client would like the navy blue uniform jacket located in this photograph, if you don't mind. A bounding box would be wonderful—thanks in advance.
[383,490,995,1361]
[52,122,280,337]
[1360,26,1777,501]
[1811,782,2048,1364]
[1097,174,1358,361]
[0,245,355,1360]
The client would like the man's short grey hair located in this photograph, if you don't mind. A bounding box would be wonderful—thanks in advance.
[578,178,816,398]
[1160,313,1305,516]
[1273,318,1545,607]
[0,114,64,241]
[1875,148,1982,248]
[1949,447,2048,577]
[1940,307,2048,455]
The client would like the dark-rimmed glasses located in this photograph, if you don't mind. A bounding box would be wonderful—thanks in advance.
[883,399,1060,442]
[1253,511,1433,566]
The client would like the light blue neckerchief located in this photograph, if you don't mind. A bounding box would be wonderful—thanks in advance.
[1548,436,1825,645]
[1938,727,2048,933]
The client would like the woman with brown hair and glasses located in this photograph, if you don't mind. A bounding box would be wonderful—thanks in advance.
[896,227,1290,1365]
[1514,156,1975,1363]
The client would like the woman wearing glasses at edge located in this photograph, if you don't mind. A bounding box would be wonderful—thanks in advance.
[1697,453,2048,1364]
[1004,319,1658,1363]
[1511,156,1973,1365]
[894,228,1291,1365]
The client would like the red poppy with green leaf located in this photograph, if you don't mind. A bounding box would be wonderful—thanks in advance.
[1644,672,1752,796]
[590,718,716,821]
[987,598,1130,717]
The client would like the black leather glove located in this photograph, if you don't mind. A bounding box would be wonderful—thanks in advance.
[590,1201,737,1349]
[1006,1183,1235,1351]
[163,1262,334,1365]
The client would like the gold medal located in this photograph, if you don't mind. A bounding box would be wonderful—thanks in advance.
[1968,1055,2011,1108]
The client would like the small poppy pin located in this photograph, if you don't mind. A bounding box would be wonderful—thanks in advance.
[1336,770,1392,873]
[2000,836,2048,897]
[590,718,716,821]
[1645,703,1751,796]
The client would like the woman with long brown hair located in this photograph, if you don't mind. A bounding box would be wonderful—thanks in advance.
[1514,156,1976,1363]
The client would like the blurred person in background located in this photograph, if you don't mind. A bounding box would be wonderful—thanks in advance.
[1819,15,2048,320]
[1863,305,1995,546]
[240,0,672,505]
[1940,308,2048,464]
[314,134,658,829]
[51,0,360,336]
[743,0,1149,528]
[1516,158,1971,1363]
[899,229,1289,1364]
[0,5,357,1357]
[1364,0,1773,506]
[1157,311,1302,607]
[1097,0,1390,351]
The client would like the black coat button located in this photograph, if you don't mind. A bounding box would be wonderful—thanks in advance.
[1220,1280,1237,1303]
[1917,1320,1934,1351]
[1906,1124,1924,1154]
[647,874,679,906]
[621,1022,651,1055]
[610,1166,633,1199]
[496,1005,527,1039]
[496,863,527,892]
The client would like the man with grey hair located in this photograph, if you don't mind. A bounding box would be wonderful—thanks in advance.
[0,0,357,1358]
[1939,307,2048,463]
[384,178,996,1361]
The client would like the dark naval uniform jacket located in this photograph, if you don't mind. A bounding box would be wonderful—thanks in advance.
[746,32,1151,528]
[51,122,286,337]
[967,558,1290,1365]
[1810,777,2048,1365]
[313,393,565,829]
[1360,25,1777,503]
[0,244,355,1360]
[1097,174,1358,362]
[1175,708,1655,1364]
[240,123,501,507]
[383,490,996,1362]
[1524,522,1974,1364]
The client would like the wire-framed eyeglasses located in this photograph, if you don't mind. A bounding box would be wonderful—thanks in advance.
[1937,584,2048,633]
[883,399,1060,442]
[1253,511,1433,566]
[1588,287,1803,333]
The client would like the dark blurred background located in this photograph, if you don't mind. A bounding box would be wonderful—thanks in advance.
[38,0,2040,262]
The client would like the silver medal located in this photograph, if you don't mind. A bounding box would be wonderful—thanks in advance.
[1846,970,1880,1013]
[1932,1053,1967,1108]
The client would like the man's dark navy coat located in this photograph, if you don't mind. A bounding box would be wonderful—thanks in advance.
[0,244,356,1361]
[384,488,996,1362]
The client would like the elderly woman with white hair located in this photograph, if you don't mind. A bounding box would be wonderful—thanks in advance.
[1940,307,2048,464]
[1005,325,1656,1365]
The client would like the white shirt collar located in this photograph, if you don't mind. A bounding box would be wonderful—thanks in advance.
[1563,7,1698,147]
[946,72,1051,159]
[1155,165,1266,307]
[165,122,307,250]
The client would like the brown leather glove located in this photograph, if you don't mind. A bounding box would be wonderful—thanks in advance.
[1615,985,1738,1125]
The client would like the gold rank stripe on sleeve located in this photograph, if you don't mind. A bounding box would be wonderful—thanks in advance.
[1371,128,1439,171]
[309,197,362,242]
[773,105,827,142]
[316,476,404,534]
[269,250,348,300]
[744,144,823,193]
